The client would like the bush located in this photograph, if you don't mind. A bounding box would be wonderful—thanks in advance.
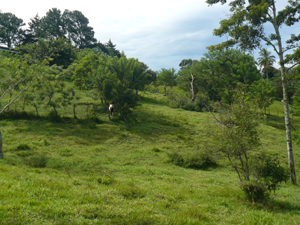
[253,155,289,193]
[241,155,289,203]
[241,181,268,203]
[167,89,210,112]
[47,110,62,122]
[168,151,217,170]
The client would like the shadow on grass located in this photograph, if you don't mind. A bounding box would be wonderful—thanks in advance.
[124,106,196,140]
[253,199,300,213]
[262,114,286,130]
[139,95,166,106]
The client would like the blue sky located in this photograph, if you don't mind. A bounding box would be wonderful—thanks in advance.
[1,0,297,71]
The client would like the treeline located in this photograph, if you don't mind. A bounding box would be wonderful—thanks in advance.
[153,48,300,116]
[0,8,157,122]
[0,8,114,51]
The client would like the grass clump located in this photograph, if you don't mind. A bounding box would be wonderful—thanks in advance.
[15,143,31,151]
[25,154,49,168]
[118,182,146,199]
[168,151,217,170]
[97,175,115,185]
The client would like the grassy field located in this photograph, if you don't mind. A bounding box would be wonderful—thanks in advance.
[0,91,300,224]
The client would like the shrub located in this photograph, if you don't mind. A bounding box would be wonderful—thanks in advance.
[168,151,217,170]
[241,181,268,203]
[47,110,62,122]
[241,155,289,202]
[253,155,289,193]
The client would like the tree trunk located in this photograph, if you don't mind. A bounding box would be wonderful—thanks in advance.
[272,3,297,184]
[281,70,297,184]
[0,130,3,158]
[73,104,77,119]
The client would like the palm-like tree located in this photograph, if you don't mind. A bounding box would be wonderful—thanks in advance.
[257,48,276,79]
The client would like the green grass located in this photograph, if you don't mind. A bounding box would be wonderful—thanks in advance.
[0,91,300,224]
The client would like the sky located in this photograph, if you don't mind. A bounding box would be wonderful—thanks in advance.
[1,0,298,71]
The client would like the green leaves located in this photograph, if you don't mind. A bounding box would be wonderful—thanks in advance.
[0,12,25,48]
[247,79,276,113]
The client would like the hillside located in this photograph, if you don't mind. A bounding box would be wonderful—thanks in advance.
[0,92,299,224]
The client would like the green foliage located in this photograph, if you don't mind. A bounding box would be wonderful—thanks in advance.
[210,93,261,182]
[0,12,25,48]
[18,37,77,68]
[241,155,289,203]
[178,48,260,104]
[156,68,178,93]
[240,180,268,203]
[167,88,210,112]
[168,151,217,170]
[257,48,276,79]
[253,155,289,193]
[248,79,276,113]
[0,53,49,115]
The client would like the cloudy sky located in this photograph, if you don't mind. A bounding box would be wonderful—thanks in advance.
[1,0,296,71]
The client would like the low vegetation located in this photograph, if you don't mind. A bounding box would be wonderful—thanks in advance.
[0,91,299,224]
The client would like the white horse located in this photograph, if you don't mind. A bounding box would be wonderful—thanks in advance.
[109,104,114,119]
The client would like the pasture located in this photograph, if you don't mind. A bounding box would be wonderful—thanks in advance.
[0,91,299,224]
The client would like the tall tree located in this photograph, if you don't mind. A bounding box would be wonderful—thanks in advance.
[0,12,25,48]
[206,0,299,184]
[257,48,276,79]
[62,10,97,49]
[41,8,66,39]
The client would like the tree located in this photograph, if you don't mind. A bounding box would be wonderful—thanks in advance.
[18,37,77,68]
[183,48,260,103]
[41,8,66,39]
[105,39,121,57]
[157,68,178,94]
[71,53,142,121]
[257,48,276,79]
[178,63,197,101]
[0,53,48,158]
[0,12,25,48]
[247,79,276,114]
[62,10,97,49]
[206,0,299,184]
[210,93,260,182]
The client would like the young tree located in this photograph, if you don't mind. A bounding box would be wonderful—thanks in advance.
[206,0,299,184]
[257,48,276,79]
[0,53,48,158]
[157,68,178,94]
[247,79,276,114]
